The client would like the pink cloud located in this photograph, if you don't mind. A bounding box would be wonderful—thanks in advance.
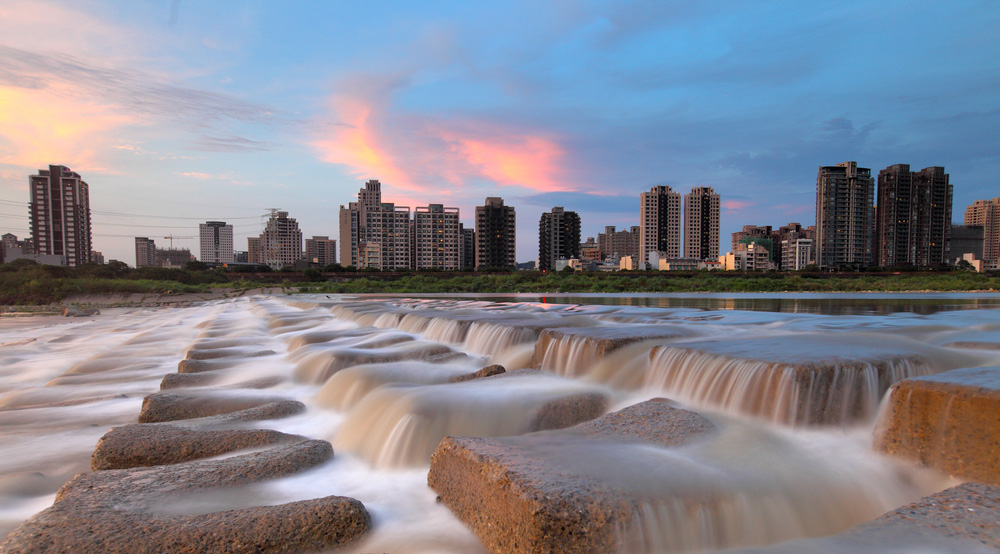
[312,93,574,196]
[722,200,755,211]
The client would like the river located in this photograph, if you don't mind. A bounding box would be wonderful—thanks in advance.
[1,293,998,552]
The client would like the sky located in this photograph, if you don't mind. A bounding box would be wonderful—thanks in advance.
[0,0,997,266]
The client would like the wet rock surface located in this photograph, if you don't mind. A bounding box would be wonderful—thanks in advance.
[428,399,717,553]
[875,366,1000,486]
[450,364,506,383]
[138,391,289,423]
[91,424,304,470]
[2,441,371,553]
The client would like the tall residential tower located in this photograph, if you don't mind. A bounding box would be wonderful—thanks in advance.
[815,162,874,269]
[875,165,952,268]
[684,186,720,260]
[29,165,92,266]
[474,197,516,270]
[639,185,681,265]
[538,206,581,271]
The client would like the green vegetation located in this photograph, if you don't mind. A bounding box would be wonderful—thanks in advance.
[1,258,996,305]
[298,269,1000,295]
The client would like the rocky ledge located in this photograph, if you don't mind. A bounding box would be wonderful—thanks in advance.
[428,399,717,553]
[875,366,1000,486]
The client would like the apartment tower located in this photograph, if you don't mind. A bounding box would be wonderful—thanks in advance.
[305,236,337,266]
[29,165,92,266]
[639,185,681,266]
[414,204,460,270]
[538,206,581,271]
[258,211,302,269]
[965,198,1000,269]
[815,162,874,269]
[199,221,234,264]
[875,165,952,268]
[134,237,156,268]
[684,186,720,260]
[339,180,411,270]
[474,197,516,270]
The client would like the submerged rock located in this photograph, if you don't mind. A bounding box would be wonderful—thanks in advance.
[2,441,371,553]
[449,364,506,383]
[874,366,1000,486]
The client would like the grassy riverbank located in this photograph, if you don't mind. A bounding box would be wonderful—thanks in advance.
[2,259,997,305]
[299,270,1000,295]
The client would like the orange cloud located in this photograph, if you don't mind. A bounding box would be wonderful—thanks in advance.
[722,200,755,211]
[313,97,422,192]
[313,94,573,196]
[458,135,569,192]
[0,84,134,173]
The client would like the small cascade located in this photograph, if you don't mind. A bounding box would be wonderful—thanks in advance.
[535,334,603,377]
[333,376,608,468]
[314,361,472,411]
[642,334,981,425]
[373,312,402,329]
[422,318,471,344]
[292,341,456,384]
[397,313,431,334]
[463,322,541,355]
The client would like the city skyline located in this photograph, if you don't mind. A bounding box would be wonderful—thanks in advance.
[0,2,997,264]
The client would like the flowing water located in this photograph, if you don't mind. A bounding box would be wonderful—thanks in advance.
[1,293,998,552]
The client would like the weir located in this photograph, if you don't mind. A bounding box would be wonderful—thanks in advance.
[1,294,998,552]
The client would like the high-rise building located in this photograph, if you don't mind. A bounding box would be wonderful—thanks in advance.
[459,224,475,270]
[815,162,874,269]
[135,237,157,267]
[258,211,303,269]
[414,204,460,270]
[964,198,1000,269]
[305,236,337,266]
[29,165,92,266]
[684,186,720,260]
[875,165,953,268]
[951,224,984,262]
[199,221,234,264]
[639,185,681,265]
[580,237,601,262]
[155,247,193,268]
[475,197,516,270]
[538,207,581,271]
[597,225,639,262]
[339,180,411,270]
[247,237,262,265]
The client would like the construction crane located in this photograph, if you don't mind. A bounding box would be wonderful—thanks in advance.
[163,234,193,249]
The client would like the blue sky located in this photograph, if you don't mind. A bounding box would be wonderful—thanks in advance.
[0,0,997,264]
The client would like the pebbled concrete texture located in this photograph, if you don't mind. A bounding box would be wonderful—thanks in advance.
[91,424,304,470]
[428,399,717,553]
[1,441,371,553]
[875,366,1000,486]
[138,391,290,423]
[729,482,1000,553]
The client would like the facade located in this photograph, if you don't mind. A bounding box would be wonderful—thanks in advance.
[597,225,640,263]
[683,186,720,260]
[459,225,475,270]
[951,224,984,262]
[305,236,337,266]
[474,197,516,270]
[156,248,193,268]
[781,238,814,271]
[639,185,681,265]
[721,243,772,271]
[964,198,1000,269]
[339,180,411,270]
[815,162,874,269]
[247,237,262,264]
[29,165,92,266]
[875,165,953,268]
[199,221,234,264]
[580,237,601,262]
[135,237,157,268]
[538,207,581,271]
[414,204,460,270]
[258,211,303,269]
